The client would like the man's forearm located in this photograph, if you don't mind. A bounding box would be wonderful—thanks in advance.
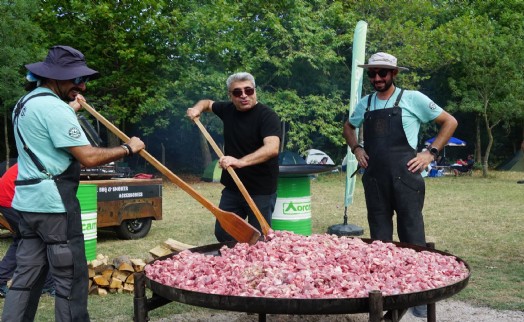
[238,136,280,167]
[343,121,360,152]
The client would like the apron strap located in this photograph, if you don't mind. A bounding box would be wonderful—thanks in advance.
[13,92,59,178]
[366,94,373,112]
[393,88,405,107]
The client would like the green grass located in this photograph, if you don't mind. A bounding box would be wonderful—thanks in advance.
[0,170,522,320]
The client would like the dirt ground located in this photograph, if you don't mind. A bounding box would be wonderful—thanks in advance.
[153,299,524,322]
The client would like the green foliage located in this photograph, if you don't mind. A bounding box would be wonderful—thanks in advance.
[2,0,523,171]
[0,0,44,107]
[0,0,45,160]
[35,0,181,133]
[432,1,524,173]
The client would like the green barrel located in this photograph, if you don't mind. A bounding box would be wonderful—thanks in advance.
[272,176,311,235]
[77,184,97,261]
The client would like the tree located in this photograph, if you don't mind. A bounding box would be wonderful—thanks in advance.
[436,1,524,176]
[0,0,45,169]
[8,0,519,174]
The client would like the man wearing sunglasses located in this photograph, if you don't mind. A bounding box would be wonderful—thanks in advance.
[3,45,145,322]
[187,72,281,242]
[343,52,457,318]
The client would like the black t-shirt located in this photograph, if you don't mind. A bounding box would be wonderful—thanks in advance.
[212,101,281,195]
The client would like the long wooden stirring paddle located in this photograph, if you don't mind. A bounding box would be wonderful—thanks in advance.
[80,100,261,245]
[194,118,271,236]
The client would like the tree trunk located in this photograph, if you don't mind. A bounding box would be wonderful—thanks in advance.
[198,130,212,169]
[280,120,286,152]
[482,111,493,178]
[3,111,11,171]
[475,115,482,163]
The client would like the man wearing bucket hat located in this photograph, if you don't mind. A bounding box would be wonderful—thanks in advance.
[343,52,457,317]
[2,45,145,322]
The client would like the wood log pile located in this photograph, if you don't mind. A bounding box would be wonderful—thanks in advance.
[88,238,194,296]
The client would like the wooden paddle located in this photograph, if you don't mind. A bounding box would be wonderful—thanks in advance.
[0,214,14,233]
[79,100,261,245]
[194,118,271,236]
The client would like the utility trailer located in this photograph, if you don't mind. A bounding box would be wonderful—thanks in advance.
[80,178,163,239]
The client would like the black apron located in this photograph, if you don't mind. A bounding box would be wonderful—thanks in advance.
[54,160,90,321]
[361,89,426,246]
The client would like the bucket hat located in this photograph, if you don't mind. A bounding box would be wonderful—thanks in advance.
[25,45,99,81]
[358,52,409,71]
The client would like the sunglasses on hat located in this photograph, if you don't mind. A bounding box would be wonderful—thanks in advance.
[367,69,391,78]
[230,87,255,98]
[71,76,90,85]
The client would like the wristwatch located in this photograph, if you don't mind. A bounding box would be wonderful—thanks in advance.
[428,146,439,160]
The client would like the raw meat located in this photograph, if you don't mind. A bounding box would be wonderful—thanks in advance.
[145,230,469,298]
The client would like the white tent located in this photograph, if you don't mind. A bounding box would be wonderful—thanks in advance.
[304,149,335,165]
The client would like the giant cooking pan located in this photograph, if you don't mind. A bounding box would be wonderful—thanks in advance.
[137,239,470,321]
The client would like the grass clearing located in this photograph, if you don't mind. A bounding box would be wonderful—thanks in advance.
[0,170,522,320]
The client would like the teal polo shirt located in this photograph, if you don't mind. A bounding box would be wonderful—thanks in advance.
[12,87,90,213]
[349,88,443,149]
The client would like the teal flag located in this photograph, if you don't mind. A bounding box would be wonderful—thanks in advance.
[344,21,367,207]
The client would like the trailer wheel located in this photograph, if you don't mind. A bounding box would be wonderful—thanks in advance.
[115,218,152,239]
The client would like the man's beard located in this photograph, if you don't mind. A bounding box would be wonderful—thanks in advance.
[373,78,394,92]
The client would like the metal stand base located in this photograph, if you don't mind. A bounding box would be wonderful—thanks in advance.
[327,223,364,236]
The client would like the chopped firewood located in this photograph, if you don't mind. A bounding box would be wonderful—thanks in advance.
[130,258,147,272]
[95,287,108,296]
[125,273,135,285]
[96,254,109,265]
[144,253,155,263]
[123,283,134,293]
[101,267,114,281]
[118,262,134,272]
[88,259,104,270]
[109,277,123,289]
[89,285,99,295]
[94,264,112,274]
[113,256,134,272]
[149,245,172,258]
[112,269,131,282]
[163,238,195,252]
[86,246,199,296]
[92,275,109,287]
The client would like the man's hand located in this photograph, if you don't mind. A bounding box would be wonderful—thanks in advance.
[186,107,200,120]
[219,155,246,170]
[354,148,369,169]
[407,150,434,173]
[187,100,214,120]
[69,94,85,112]
[125,137,145,155]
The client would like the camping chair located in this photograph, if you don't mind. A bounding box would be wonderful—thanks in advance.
[453,162,474,176]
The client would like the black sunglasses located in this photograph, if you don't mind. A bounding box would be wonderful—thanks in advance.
[230,87,255,97]
[367,69,391,78]
[71,76,90,85]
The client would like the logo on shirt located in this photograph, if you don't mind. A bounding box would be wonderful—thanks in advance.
[69,127,82,139]
[429,102,437,110]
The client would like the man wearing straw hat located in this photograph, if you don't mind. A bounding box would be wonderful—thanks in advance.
[2,45,145,322]
[343,52,457,317]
